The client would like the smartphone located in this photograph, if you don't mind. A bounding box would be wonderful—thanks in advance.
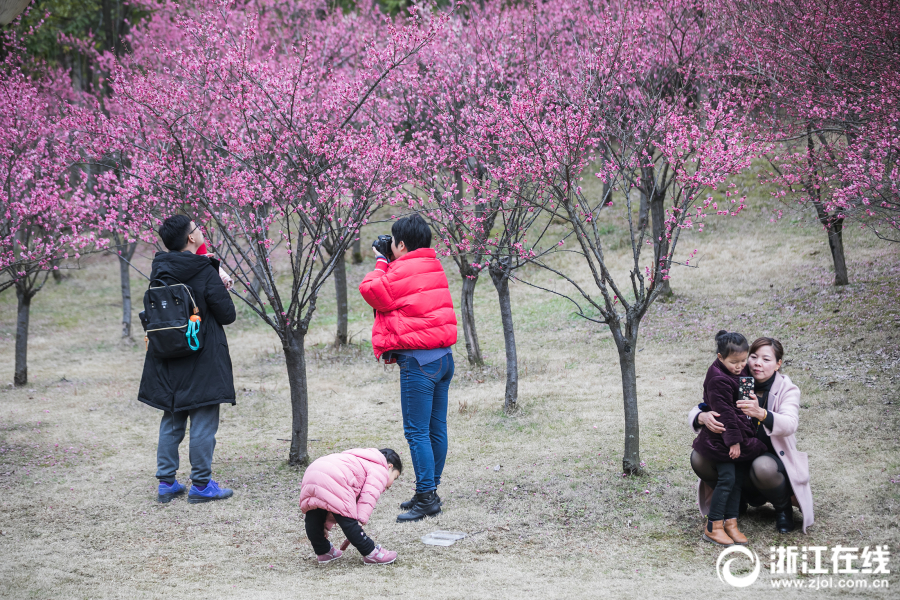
[738,376,754,401]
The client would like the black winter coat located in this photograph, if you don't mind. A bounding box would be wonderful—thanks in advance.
[138,251,237,412]
[692,359,766,463]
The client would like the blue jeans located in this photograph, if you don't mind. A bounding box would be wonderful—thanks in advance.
[156,404,219,486]
[397,353,454,494]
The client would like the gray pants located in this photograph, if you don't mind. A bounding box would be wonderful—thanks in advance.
[156,404,219,486]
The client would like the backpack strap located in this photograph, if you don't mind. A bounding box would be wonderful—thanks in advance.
[148,278,178,291]
[148,278,199,315]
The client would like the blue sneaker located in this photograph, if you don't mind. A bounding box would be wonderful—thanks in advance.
[158,480,186,503]
[188,479,233,504]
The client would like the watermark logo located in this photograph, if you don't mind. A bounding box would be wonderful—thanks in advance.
[770,545,890,576]
[717,546,761,588]
[716,544,891,589]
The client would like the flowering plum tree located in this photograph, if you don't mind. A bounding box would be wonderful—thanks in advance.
[719,0,900,284]
[409,3,568,402]
[400,2,531,368]
[475,0,759,473]
[0,34,105,385]
[464,179,554,414]
[110,1,443,464]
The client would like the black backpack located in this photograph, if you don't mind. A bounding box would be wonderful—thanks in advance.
[139,277,203,359]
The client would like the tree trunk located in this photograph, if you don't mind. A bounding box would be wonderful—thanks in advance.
[284,332,310,466]
[649,188,672,297]
[51,260,64,283]
[813,207,849,286]
[806,127,849,286]
[638,188,650,231]
[460,269,484,367]
[827,218,849,286]
[490,266,518,413]
[101,0,118,56]
[333,250,349,345]
[14,287,32,387]
[616,339,642,474]
[117,241,138,338]
[351,237,363,264]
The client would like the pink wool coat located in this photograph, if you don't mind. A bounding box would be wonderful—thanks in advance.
[688,372,814,532]
[299,448,390,525]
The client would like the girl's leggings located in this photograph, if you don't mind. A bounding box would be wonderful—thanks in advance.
[304,508,376,556]
[708,461,746,521]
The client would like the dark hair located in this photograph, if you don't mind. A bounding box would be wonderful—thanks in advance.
[159,215,192,251]
[749,337,784,362]
[379,448,402,474]
[715,329,749,358]
[391,214,432,252]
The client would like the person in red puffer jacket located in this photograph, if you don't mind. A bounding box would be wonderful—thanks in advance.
[195,241,234,290]
[359,214,457,523]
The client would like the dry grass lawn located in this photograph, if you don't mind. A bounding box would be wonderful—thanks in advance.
[1,184,899,599]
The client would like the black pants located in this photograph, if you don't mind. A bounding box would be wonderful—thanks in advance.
[692,450,793,511]
[304,508,375,556]
[707,461,746,521]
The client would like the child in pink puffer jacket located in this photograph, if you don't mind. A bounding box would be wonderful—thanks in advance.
[300,448,402,565]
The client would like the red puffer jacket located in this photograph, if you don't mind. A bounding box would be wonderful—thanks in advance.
[359,248,457,359]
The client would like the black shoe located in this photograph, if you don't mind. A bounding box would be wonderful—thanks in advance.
[397,491,442,522]
[400,492,442,510]
[775,506,795,533]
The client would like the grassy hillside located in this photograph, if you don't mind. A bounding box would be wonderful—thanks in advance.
[0,171,898,599]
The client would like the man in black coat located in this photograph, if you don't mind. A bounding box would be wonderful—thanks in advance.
[139,215,237,504]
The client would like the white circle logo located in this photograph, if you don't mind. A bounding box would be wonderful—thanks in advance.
[716,546,761,588]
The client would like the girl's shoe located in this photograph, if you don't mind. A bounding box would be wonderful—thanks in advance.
[723,519,748,544]
[317,545,343,565]
[157,480,186,503]
[702,520,734,546]
[363,545,397,565]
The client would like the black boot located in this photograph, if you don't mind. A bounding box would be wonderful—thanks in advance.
[400,492,441,510]
[397,490,442,522]
[775,506,795,533]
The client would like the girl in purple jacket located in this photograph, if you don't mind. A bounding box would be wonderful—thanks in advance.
[692,330,767,546]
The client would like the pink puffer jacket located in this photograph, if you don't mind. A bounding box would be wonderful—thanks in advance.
[299,448,390,525]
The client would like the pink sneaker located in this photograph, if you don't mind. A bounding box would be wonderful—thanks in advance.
[317,544,343,565]
[363,545,397,565]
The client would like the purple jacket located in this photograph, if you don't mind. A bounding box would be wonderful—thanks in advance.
[692,360,766,462]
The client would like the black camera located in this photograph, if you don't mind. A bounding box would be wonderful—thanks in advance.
[372,234,394,261]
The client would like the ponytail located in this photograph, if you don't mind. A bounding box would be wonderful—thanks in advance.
[715,330,749,358]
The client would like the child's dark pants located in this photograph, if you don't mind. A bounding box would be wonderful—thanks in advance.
[708,462,746,521]
[304,508,375,556]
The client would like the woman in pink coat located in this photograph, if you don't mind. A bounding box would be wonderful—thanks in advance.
[689,337,814,533]
[300,448,402,565]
